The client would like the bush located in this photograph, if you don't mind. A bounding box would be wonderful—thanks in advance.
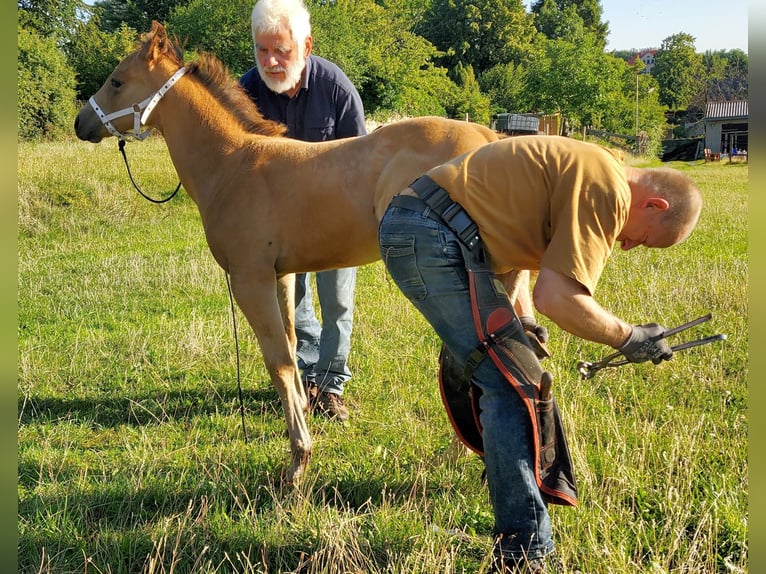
[17,25,77,141]
[65,18,138,100]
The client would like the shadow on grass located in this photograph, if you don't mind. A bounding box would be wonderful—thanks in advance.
[18,385,282,427]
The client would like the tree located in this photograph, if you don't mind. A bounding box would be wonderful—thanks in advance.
[168,0,254,76]
[523,32,607,127]
[447,62,491,124]
[94,0,186,33]
[478,61,529,114]
[567,0,608,46]
[611,49,643,62]
[64,15,137,100]
[631,73,667,156]
[651,33,705,111]
[18,0,84,41]
[530,0,607,46]
[417,0,535,74]
[309,0,460,117]
[531,0,585,41]
[702,49,748,102]
[18,24,77,140]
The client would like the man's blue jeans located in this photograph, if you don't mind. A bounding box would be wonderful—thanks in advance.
[294,269,355,395]
[378,199,554,561]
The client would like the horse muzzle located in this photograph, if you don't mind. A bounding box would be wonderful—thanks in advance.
[74,105,106,143]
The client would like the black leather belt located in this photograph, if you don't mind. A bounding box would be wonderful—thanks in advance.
[392,175,482,251]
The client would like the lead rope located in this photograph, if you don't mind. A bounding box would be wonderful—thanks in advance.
[118,139,182,204]
[225,272,249,444]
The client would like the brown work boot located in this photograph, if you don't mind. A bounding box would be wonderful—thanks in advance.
[305,382,349,422]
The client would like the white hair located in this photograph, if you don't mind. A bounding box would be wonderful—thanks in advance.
[251,0,312,50]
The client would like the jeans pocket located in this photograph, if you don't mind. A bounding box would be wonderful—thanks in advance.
[379,233,428,301]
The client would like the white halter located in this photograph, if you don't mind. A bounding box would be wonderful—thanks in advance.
[88,66,187,141]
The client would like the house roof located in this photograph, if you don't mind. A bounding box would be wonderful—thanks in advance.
[705,100,748,120]
[628,50,657,66]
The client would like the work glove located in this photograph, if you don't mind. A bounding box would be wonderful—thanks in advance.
[520,316,551,360]
[618,323,673,364]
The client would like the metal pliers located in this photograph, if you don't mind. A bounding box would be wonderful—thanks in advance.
[576,313,727,379]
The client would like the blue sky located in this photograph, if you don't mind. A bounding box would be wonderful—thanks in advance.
[599,0,749,53]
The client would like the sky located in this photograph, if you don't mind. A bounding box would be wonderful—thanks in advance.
[525,0,750,54]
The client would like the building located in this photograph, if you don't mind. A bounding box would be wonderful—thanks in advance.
[628,50,657,74]
[704,100,748,154]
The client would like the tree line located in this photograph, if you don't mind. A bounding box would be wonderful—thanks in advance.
[18,0,748,157]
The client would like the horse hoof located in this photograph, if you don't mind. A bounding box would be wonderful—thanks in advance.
[285,450,311,487]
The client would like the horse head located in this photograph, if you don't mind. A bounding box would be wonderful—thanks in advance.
[74,21,185,143]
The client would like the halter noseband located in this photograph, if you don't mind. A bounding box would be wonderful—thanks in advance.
[88,66,187,141]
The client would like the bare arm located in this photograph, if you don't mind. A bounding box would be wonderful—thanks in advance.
[512,270,535,318]
[499,270,551,358]
[532,267,631,348]
[496,269,533,316]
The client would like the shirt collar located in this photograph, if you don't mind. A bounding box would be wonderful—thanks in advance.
[297,55,312,93]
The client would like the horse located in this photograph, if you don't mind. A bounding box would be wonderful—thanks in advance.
[74,21,502,485]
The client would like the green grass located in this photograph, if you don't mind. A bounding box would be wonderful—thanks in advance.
[18,138,747,573]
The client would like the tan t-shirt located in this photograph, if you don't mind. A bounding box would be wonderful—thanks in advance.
[426,136,630,295]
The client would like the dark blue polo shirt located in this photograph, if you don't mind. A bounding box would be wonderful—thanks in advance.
[239,55,366,142]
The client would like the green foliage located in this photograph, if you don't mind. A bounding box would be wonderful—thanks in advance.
[167,0,254,77]
[94,0,186,33]
[524,32,606,123]
[418,0,535,74]
[17,24,77,141]
[702,49,748,102]
[478,61,529,114]
[309,0,460,118]
[633,76,667,157]
[530,0,607,46]
[530,0,584,41]
[64,16,137,100]
[611,48,643,62]
[306,0,374,92]
[447,62,491,124]
[18,0,83,40]
[652,33,706,111]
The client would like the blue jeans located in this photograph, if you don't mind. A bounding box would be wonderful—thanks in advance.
[294,269,355,395]
[378,199,554,561]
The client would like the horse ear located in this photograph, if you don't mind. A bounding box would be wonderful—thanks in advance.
[142,20,174,63]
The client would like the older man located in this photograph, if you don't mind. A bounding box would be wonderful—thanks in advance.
[240,0,366,421]
[378,135,702,572]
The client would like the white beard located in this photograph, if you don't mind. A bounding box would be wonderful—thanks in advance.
[256,52,306,95]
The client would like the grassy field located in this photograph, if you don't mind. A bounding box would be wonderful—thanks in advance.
[18,137,747,573]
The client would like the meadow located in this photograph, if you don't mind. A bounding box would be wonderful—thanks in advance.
[18,137,747,573]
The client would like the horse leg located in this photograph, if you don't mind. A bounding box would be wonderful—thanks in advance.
[229,269,312,486]
[277,272,308,412]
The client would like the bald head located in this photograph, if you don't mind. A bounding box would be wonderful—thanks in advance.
[625,166,703,247]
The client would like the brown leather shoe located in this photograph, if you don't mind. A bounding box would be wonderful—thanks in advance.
[316,391,349,422]
[305,382,349,422]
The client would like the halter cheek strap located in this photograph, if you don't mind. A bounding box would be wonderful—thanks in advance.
[88,66,187,141]
[140,66,187,125]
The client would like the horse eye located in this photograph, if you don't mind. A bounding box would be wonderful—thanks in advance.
[110,78,122,89]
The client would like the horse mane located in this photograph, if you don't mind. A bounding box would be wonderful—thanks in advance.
[185,54,288,137]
